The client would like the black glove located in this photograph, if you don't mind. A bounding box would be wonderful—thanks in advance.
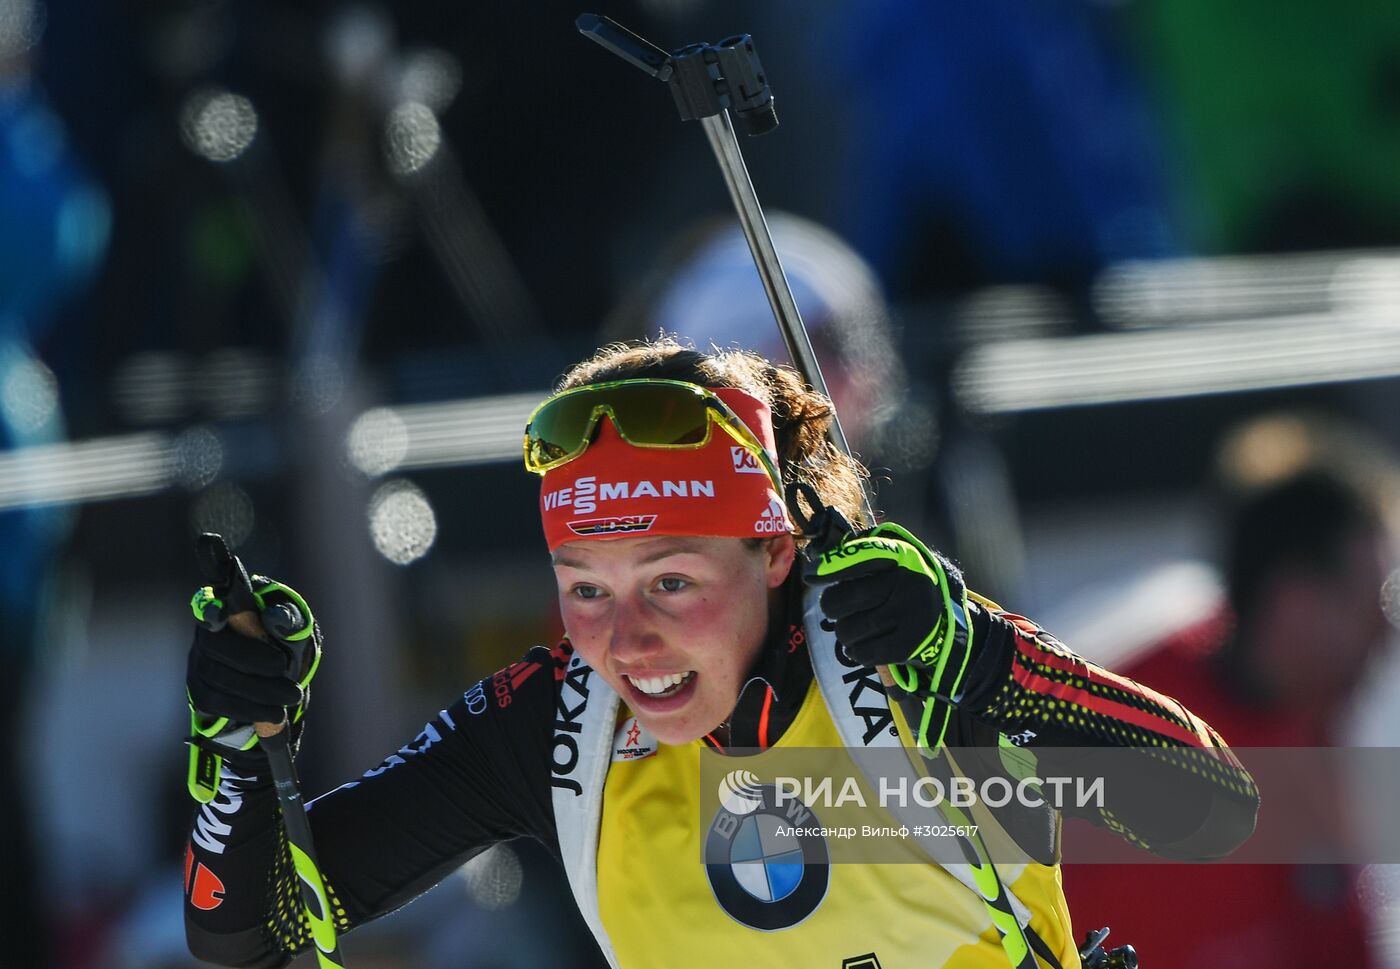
[186,584,319,725]
[809,522,975,749]
[185,534,321,801]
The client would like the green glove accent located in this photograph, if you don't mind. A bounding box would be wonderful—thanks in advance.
[813,522,975,752]
[186,577,320,803]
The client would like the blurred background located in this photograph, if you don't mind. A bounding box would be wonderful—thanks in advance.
[5,0,1400,966]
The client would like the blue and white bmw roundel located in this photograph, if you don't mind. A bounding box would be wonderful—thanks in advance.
[704,784,829,930]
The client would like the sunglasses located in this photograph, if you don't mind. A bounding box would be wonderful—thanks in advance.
[523,379,783,491]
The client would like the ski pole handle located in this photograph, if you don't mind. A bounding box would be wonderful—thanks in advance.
[194,533,347,967]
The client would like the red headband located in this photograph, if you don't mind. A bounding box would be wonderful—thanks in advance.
[538,387,791,551]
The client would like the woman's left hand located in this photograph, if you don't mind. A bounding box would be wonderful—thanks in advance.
[809,523,973,699]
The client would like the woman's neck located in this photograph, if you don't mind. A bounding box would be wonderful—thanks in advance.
[704,573,812,752]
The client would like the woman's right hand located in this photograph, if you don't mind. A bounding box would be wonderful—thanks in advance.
[186,577,320,728]
[185,534,323,801]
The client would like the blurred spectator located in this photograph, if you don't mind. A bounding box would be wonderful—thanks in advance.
[822,0,1180,299]
[604,212,914,455]
[1,0,110,966]
[1063,414,1397,968]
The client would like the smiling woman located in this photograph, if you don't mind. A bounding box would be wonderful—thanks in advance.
[179,336,1259,969]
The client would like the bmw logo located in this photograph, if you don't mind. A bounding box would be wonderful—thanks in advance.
[704,782,829,930]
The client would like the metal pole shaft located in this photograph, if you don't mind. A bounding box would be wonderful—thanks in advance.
[688,49,1041,969]
[697,111,875,524]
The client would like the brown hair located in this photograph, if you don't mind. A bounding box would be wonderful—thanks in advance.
[557,336,870,530]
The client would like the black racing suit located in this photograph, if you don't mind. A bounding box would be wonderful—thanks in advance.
[183,586,1258,966]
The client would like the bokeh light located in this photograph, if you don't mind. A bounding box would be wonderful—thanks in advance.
[397,49,463,113]
[368,478,437,564]
[346,407,409,476]
[191,481,255,549]
[179,88,259,163]
[383,102,440,175]
[458,844,523,911]
[171,426,224,490]
[0,353,59,435]
[1381,569,1400,631]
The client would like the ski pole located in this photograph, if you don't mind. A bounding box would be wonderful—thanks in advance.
[576,13,872,524]
[196,533,347,969]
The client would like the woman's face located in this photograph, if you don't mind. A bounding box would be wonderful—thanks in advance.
[552,534,795,745]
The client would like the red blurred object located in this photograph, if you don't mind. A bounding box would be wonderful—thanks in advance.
[1062,610,1377,969]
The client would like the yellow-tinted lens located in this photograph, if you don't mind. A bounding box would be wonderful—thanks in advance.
[523,379,782,497]
[524,381,716,472]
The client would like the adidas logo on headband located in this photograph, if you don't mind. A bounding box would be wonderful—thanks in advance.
[754,498,789,535]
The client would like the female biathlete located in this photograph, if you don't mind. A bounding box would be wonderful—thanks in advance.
[182,338,1258,969]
